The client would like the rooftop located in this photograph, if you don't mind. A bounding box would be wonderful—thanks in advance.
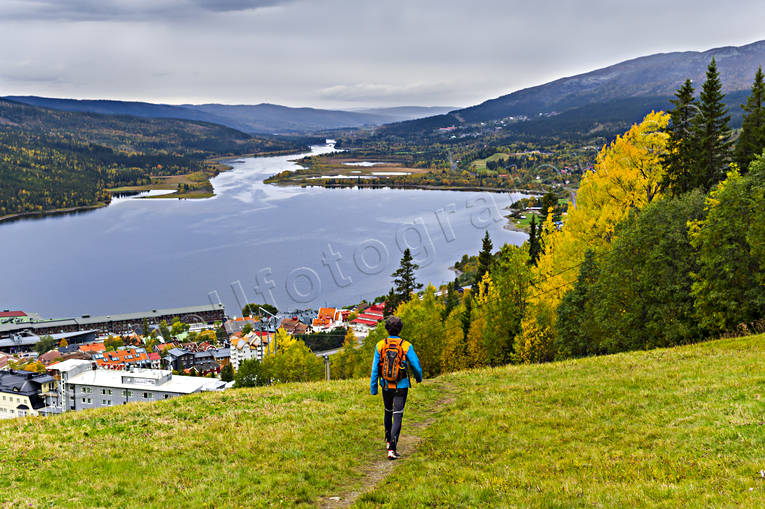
[0,311,27,318]
[66,367,225,393]
[0,304,225,334]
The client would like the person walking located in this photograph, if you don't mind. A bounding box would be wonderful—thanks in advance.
[370,315,423,460]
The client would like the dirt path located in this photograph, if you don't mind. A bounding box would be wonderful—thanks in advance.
[318,381,456,508]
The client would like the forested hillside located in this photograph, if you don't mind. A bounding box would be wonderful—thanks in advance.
[380,39,765,138]
[0,99,313,218]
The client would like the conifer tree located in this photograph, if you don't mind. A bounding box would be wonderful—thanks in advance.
[442,280,460,320]
[691,58,733,191]
[384,248,422,315]
[460,293,473,342]
[662,79,697,195]
[734,66,765,171]
[528,215,541,265]
[472,231,493,293]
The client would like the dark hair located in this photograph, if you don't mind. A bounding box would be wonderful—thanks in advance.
[384,315,403,336]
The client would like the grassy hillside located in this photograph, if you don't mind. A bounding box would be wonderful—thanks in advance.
[2,334,764,507]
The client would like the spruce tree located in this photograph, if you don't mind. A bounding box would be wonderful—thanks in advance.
[385,248,422,315]
[460,293,473,342]
[383,287,398,316]
[691,58,733,191]
[662,79,697,195]
[442,280,460,320]
[472,231,493,293]
[734,66,765,171]
[528,215,541,265]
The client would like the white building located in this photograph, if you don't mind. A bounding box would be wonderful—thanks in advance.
[47,360,225,413]
[229,332,271,371]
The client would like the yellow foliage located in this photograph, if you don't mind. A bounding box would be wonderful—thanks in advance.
[514,313,556,364]
[521,111,670,360]
[267,328,294,356]
[533,111,670,309]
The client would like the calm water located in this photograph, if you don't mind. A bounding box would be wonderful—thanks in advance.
[0,144,527,318]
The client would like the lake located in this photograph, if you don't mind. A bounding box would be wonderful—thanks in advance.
[0,144,528,318]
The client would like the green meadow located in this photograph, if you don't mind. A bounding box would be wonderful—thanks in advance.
[2,334,764,508]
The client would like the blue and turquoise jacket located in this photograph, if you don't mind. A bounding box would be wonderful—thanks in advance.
[370,336,423,395]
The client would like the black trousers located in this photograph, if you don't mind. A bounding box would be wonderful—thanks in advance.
[382,388,408,451]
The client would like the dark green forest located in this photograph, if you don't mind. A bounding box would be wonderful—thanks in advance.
[0,99,315,217]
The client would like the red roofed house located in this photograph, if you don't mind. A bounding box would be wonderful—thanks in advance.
[279,317,309,335]
[0,311,27,318]
[148,352,161,369]
[351,303,386,337]
[38,350,63,366]
[79,343,106,354]
[91,346,150,369]
[312,307,347,331]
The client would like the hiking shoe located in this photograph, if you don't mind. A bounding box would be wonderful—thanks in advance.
[387,450,400,460]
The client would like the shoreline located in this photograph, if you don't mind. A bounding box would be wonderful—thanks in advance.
[0,147,314,224]
[269,180,543,195]
[0,202,109,224]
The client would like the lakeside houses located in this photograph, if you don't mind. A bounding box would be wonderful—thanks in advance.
[164,346,229,375]
[0,370,57,419]
[224,316,260,335]
[37,348,90,366]
[211,347,230,367]
[148,352,161,369]
[311,307,351,332]
[163,348,193,372]
[312,307,338,331]
[91,346,151,370]
[230,331,271,371]
[46,360,225,414]
[278,316,309,335]
[351,303,385,337]
[0,304,225,338]
[0,310,38,324]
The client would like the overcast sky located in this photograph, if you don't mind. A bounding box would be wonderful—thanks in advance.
[1,0,764,109]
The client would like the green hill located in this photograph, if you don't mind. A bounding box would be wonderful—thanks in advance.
[2,334,764,508]
[0,99,313,218]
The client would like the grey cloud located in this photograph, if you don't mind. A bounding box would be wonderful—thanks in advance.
[318,82,454,103]
[1,0,765,108]
[1,0,296,21]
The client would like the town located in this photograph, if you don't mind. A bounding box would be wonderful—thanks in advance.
[0,301,387,419]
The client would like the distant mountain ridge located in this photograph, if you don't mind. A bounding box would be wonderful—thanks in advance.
[2,96,454,134]
[383,40,765,136]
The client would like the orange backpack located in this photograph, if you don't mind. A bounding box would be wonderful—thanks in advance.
[379,337,406,389]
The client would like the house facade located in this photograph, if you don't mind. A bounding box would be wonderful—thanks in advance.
[47,360,224,413]
[0,370,57,419]
[229,332,270,371]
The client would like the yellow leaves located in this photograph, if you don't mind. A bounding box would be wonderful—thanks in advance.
[532,111,670,309]
[518,112,671,361]
[514,313,555,364]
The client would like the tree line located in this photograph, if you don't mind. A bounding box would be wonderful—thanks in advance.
[231,60,764,386]
[326,59,765,378]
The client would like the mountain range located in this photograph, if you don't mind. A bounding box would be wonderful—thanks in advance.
[381,40,765,138]
[1,96,454,134]
[5,40,765,142]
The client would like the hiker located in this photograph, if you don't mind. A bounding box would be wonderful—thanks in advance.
[370,315,423,460]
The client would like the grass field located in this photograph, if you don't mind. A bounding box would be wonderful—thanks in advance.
[2,335,764,508]
[471,152,512,172]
